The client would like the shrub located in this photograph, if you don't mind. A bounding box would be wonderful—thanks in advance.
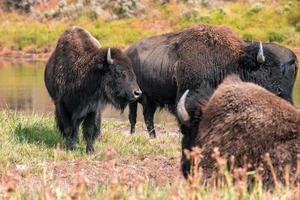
[296,23,300,33]
[2,0,41,12]
[242,32,254,41]
[287,6,300,26]
[182,9,199,20]
[42,0,144,19]
[246,3,263,16]
[267,31,286,42]
[114,0,144,18]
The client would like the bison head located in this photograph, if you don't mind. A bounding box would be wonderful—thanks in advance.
[177,89,209,178]
[240,42,298,104]
[98,48,142,110]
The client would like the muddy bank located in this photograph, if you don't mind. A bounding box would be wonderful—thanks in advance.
[0,47,50,62]
[1,46,299,62]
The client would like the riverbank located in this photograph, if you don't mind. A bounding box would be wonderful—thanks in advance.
[0,47,50,62]
[0,111,300,199]
[1,45,299,62]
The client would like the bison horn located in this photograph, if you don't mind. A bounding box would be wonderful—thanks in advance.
[177,90,190,124]
[257,41,265,63]
[107,48,114,65]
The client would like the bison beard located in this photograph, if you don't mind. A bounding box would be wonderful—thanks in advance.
[45,26,141,153]
[178,75,300,189]
[126,24,298,138]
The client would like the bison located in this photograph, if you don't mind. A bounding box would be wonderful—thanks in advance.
[177,75,300,188]
[126,24,298,137]
[44,26,141,153]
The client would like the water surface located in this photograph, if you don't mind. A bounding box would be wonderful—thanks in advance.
[0,60,174,122]
[0,60,299,122]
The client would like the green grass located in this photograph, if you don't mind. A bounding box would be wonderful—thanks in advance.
[176,0,300,45]
[0,110,180,170]
[0,110,181,199]
[0,111,299,199]
[0,0,299,53]
[0,14,161,52]
[1,0,300,198]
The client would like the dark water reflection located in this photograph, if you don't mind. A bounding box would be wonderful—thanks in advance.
[0,60,174,122]
[0,60,300,122]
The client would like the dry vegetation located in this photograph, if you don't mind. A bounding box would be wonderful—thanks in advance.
[0,111,299,199]
[1,0,300,199]
[0,0,299,58]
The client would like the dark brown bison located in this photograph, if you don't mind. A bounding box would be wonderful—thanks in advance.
[126,24,298,137]
[177,75,300,188]
[44,26,141,153]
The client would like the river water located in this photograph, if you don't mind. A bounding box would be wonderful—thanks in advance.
[0,60,174,122]
[0,59,299,122]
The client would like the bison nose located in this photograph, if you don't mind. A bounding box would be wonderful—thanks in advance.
[133,89,142,99]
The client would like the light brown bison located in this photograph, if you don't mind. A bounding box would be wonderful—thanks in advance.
[45,26,141,153]
[177,75,300,188]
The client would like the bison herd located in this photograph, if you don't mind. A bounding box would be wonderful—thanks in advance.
[44,25,299,188]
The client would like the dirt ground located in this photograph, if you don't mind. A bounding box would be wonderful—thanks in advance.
[0,124,183,196]
[0,155,181,195]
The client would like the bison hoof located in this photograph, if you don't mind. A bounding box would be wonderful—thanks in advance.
[149,133,156,138]
[66,144,75,151]
[130,127,135,134]
[86,146,95,153]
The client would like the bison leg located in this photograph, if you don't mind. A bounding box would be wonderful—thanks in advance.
[55,102,70,136]
[82,111,101,153]
[55,102,79,150]
[67,119,81,151]
[142,98,157,138]
[129,102,138,134]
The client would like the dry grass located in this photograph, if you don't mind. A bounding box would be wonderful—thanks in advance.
[0,110,300,199]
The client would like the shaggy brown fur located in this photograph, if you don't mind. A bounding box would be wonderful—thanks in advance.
[45,26,140,152]
[127,23,298,137]
[173,25,246,96]
[174,25,244,75]
[45,26,134,100]
[189,75,300,188]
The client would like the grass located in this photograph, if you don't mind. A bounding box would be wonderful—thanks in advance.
[176,0,300,45]
[0,110,180,169]
[0,0,300,198]
[0,110,299,199]
[0,14,162,52]
[0,0,299,53]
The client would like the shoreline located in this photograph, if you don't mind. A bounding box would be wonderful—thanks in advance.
[0,46,299,63]
[0,47,50,62]
[0,55,49,62]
